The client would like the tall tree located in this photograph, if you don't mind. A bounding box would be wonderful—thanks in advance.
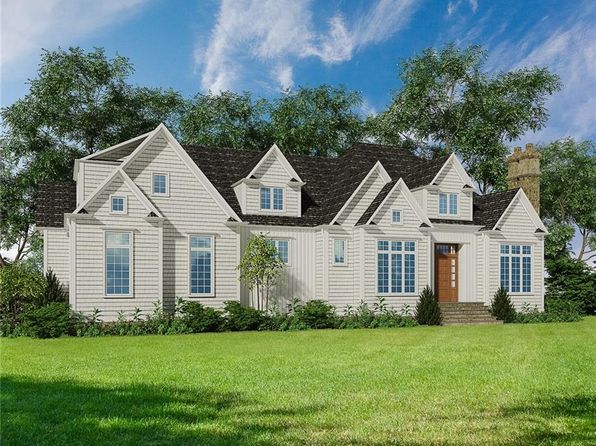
[370,44,561,193]
[0,47,183,265]
[540,139,596,263]
[269,85,366,156]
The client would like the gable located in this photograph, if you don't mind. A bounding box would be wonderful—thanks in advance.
[434,160,466,190]
[336,168,388,226]
[373,187,423,227]
[84,174,152,218]
[252,153,292,184]
[246,144,302,183]
[496,193,545,234]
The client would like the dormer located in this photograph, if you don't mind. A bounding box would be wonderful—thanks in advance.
[412,154,475,221]
[232,144,304,217]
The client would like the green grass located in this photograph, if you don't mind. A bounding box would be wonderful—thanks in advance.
[2,319,595,446]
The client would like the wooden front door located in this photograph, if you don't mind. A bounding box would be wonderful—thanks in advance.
[435,244,458,302]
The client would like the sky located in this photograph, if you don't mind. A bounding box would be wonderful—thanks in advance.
[2,0,596,145]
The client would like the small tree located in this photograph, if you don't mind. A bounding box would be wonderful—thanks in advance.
[237,235,285,311]
[490,287,517,322]
[415,286,442,325]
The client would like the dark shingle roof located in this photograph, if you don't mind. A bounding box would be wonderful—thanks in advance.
[35,181,77,227]
[473,188,519,230]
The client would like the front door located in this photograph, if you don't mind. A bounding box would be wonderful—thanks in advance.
[435,244,458,302]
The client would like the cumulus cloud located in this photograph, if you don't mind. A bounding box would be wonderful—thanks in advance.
[1,0,147,71]
[196,0,419,92]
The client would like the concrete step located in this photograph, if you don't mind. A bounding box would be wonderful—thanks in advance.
[438,302,500,325]
[443,320,503,325]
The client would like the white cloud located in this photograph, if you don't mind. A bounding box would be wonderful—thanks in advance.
[196,0,419,92]
[488,1,596,142]
[1,0,147,71]
[446,0,478,17]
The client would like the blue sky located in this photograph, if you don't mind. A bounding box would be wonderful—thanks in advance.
[2,0,595,144]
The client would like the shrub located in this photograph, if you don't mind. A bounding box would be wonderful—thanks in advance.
[514,299,583,324]
[545,256,596,314]
[0,263,45,323]
[36,269,68,307]
[20,302,73,338]
[179,302,224,333]
[224,301,267,331]
[490,287,517,323]
[292,299,337,329]
[415,286,442,325]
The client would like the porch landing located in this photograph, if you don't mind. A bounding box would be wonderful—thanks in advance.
[439,302,503,325]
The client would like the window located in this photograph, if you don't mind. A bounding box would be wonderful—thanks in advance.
[391,209,402,224]
[189,236,213,295]
[152,173,169,196]
[500,244,532,293]
[110,195,127,214]
[439,193,458,215]
[260,187,284,211]
[267,239,289,264]
[105,232,132,296]
[377,240,416,294]
[333,239,347,265]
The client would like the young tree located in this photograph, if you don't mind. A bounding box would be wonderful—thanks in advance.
[490,287,516,322]
[237,235,285,311]
[0,47,183,264]
[370,43,561,193]
[415,286,442,325]
[540,139,596,263]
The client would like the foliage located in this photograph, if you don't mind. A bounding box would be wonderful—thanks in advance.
[371,43,561,192]
[36,269,68,307]
[540,139,596,262]
[490,287,517,323]
[0,47,183,264]
[223,301,267,331]
[269,85,365,156]
[0,262,45,323]
[289,299,337,329]
[340,299,417,329]
[545,255,596,314]
[415,286,442,325]
[514,299,583,323]
[20,302,74,338]
[179,302,225,333]
[237,235,285,311]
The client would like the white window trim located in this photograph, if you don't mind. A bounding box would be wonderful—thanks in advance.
[500,243,533,295]
[267,238,290,265]
[151,172,170,197]
[103,230,133,298]
[109,194,127,215]
[259,186,286,213]
[376,239,418,296]
[332,238,348,266]
[391,208,404,225]
[438,192,459,217]
[188,234,215,297]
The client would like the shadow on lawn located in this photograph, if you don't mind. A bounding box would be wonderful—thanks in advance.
[0,376,323,446]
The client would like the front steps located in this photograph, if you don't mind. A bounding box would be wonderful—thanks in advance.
[439,302,503,325]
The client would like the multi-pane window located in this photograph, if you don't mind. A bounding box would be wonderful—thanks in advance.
[439,193,458,215]
[267,239,289,264]
[190,236,213,295]
[391,209,402,224]
[333,239,347,265]
[110,195,126,214]
[105,232,131,295]
[377,240,416,294]
[500,244,532,293]
[260,187,284,210]
[152,173,169,196]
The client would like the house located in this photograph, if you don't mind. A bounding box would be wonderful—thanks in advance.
[36,124,546,320]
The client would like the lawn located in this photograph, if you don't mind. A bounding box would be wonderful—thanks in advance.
[1,319,595,446]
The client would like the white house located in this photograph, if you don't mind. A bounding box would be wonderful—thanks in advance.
[36,124,546,320]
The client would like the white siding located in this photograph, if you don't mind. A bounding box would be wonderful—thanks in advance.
[81,161,117,201]
[74,175,160,319]
[337,171,387,226]
[125,135,239,312]
[45,229,70,293]
[427,163,472,220]
[487,199,544,310]
[326,227,355,310]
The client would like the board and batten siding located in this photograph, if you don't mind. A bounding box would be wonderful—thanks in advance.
[427,163,472,220]
[244,155,300,217]
[124,134,238,311]
[45,229,70,293]
[325,227,356,310]
[74,176,160,319]
[487,199,544,310]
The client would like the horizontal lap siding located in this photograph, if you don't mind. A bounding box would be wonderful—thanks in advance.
[428,163,472,220]
[46,230,70,293]
[75,177,160,320]
[338,172,386,226]
[488,200,544,310]
[125,136,238,311]
[82,162,116,200]
[245,156,300,217]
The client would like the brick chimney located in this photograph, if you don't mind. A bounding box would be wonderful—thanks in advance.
[506,143,540,215]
